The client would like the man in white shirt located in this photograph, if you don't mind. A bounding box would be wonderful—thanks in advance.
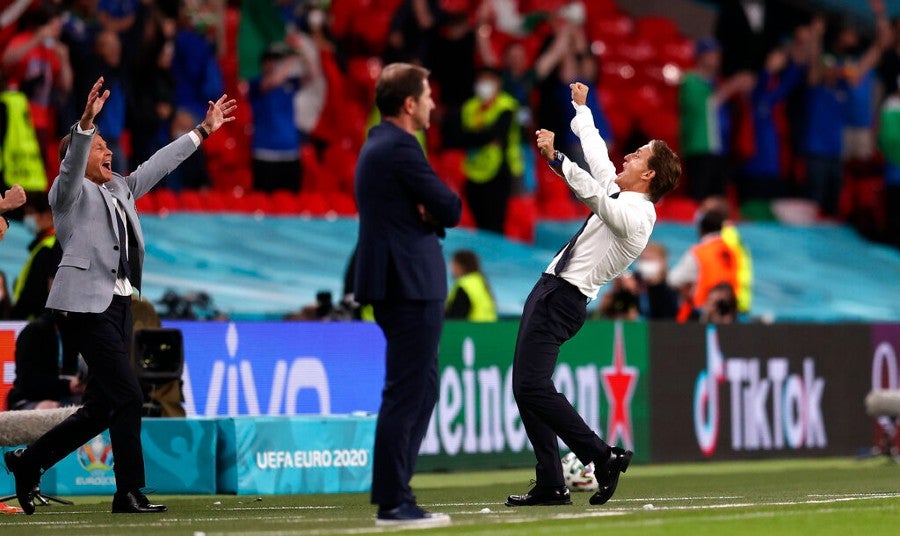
[506,82,680,507]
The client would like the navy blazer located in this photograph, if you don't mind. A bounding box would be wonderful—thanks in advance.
[355,121,461,302]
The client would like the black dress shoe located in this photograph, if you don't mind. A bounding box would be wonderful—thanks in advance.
[111,491,167,513]
[3,448,41,515]
[506,484,571,506]
[590,447,633,505]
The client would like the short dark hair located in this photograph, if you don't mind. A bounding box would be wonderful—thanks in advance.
[699,208,726,236]
[374,63,430,118]
[23,190,51,213]
[452,249,481,275]
[647,140,680,203]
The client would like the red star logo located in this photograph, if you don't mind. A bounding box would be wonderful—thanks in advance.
[600,322,638,450]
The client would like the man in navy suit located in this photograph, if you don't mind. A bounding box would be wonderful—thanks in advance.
[355,62,461,527]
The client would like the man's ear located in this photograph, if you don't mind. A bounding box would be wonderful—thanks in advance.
[642,169,656,181]
[402,95,416,115]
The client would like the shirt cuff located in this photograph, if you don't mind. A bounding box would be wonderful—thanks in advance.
[569,103,595,137]
[188,130,202,147]
[75,123,95,135]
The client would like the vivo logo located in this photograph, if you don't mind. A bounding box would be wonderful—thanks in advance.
[181,323,331,416]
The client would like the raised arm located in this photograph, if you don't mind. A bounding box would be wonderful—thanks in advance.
[125,93,236,198]
[536,128,643,238]
[568,82,617,186]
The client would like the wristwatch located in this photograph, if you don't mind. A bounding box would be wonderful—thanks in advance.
[550,150,564,168]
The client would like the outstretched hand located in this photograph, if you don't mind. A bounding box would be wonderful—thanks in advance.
[199,94,238,135]
[570,82,589,106]
[80,77,110,131]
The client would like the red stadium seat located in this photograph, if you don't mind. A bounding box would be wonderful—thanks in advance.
[297,191,330,216]
[655,195,698,222]
[154,189,180,212]
[268,190,302,215]
[179,190,203,212]
[635,16,681,45]
[327,191,358,216]
[135,190,157,213]
[504,195,537,243]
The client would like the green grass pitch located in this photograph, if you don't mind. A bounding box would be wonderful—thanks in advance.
[1,457,898,535]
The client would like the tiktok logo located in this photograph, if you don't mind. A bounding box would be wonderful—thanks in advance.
[692,325,827,456]
[693,325,725,456]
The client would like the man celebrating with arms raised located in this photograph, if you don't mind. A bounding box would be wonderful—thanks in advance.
[4,77,235,515]
[506,82,680,507]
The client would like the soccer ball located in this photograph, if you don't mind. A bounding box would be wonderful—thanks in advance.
[561,452,598,492]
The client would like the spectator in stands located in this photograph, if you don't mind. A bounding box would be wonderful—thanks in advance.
[0,270,11,318]
[877,13,900,98]
[877,78,900,249]
[460,67,522,233]
[554,24,613,176]
[634,242,679,320]
[87,30,129,174]
[1,3,73,181]
[384,0,440,65]
[700,195,753,315]
[0,0,32,55]
[714,0,803,77]
[171,6,223,132]
[596,272,640,321]
[668,209,739,322]
[0,68,46,192]
[446,249,497,321]
[679,37,754,201]
[0,183,26,241]
[803,17,849,217]
[130,8,176,166]
[6,311,84,411]
[834,1,890,168]
[476,18,573,192]
[59,0,102,130]
[737,46,806,202]
[10,191,61,320]
[249,42,302,192]
[699,281,738,324]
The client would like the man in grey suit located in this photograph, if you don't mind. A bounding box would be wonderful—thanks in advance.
[3,77,236,515]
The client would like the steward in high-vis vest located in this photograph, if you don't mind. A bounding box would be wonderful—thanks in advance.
[12,192,61,320]
[668,210,739,322]
[460,68,523,234]
[446,249,497,322]
[0,89,47,191]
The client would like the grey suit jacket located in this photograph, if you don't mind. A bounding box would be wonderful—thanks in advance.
[47,125,198,313]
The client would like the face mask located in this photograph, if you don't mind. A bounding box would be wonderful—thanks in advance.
[637,259,662,281]
[24,214,40,235]
[475,80,498,102]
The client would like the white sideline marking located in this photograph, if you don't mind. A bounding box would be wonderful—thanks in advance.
[617,495,743,502]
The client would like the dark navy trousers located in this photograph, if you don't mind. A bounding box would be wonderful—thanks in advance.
[513,274,611,487]
[370,299,443,507]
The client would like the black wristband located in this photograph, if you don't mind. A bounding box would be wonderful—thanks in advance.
[196,124,210,139]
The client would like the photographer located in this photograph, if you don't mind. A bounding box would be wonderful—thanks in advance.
[668,209,739,322]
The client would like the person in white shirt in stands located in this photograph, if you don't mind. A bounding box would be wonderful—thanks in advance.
[506,82,680,508]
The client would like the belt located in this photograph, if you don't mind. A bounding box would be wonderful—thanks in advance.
[540,273,589,302]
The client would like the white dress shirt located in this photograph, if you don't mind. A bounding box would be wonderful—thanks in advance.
[545,103,657,300]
